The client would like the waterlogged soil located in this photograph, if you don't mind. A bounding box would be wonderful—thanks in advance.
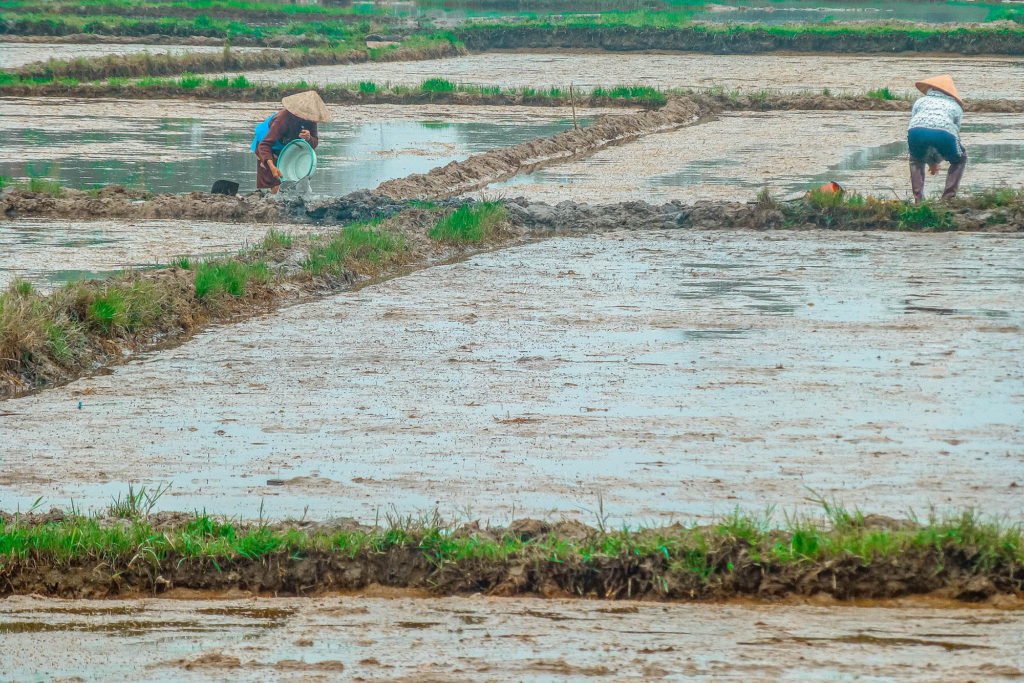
[224,52,1024,100]
[0,42,276,69]
[0,218,315,291]
[1,230,1021,521]
[692,0,997,24]
[0,98,614,195]
[1,595,1022,680]
[482,111,1024,203]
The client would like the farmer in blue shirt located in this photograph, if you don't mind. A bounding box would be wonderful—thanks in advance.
[252,90,332,194]
[908,75,966,203]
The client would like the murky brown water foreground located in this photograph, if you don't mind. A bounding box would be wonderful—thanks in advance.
[2,230,1021,520]
[1,594,1022,680]
[228,52,1024,100]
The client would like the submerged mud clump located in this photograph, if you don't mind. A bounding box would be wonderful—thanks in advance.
[376,97,707,200]
[0,514,1020,603]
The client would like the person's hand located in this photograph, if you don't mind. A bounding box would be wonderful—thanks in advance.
[299,129,311,141]
[268,160,283,179]
[928,163,941,176]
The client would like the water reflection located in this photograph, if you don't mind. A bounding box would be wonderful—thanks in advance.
[0,117,586,195]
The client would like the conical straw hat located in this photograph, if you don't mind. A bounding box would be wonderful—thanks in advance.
[281,90,333,122]
[914,75,963,106]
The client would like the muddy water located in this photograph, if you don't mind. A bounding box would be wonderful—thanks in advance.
[0,43,275,70]
[479,111,1024,203]
[1,594,1022,680]
[225,52,1024,100]
[2,230,1021,522]
[0,218,315,291]
[0,98,611,195]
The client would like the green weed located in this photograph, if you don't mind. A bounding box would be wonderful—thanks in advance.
[897,201,954,231]
[26,177,63,197]
[358,80,376,93]
[261,229,293,250]
[229,74,250,88]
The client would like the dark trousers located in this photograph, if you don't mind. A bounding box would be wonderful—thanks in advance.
[907,127,967,202]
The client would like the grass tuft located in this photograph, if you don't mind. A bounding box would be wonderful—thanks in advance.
[193,259,270,298]
[302,223,406,276]
[428,202,507,244]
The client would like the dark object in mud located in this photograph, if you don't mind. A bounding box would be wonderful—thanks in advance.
[211,180,239,196]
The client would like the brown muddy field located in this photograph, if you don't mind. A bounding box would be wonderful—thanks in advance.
[1,229,1020,520]
[226,51,1024,100]
[479,110,1024,203]
[1,594,1023,680]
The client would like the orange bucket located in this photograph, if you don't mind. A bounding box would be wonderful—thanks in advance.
[815,181,843,195]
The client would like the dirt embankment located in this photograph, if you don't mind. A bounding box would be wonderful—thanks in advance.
[458,25,1024,55]
[0,32,324,48]
[5,186,1024,234]
[0,81,649,108]
[0,515,1020,603]
[377,97,706,199]
[13,42,465,80]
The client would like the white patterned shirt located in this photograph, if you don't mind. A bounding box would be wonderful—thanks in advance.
[908,90,963,142]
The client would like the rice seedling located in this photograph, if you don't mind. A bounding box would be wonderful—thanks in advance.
[302,223,406,275]
[26,176,64,197]
[177,71,204,88]
[428,202,507,244]
[897,201,954,231]
[229,74,250,88]
[421,77,456,92]
[358,80,377,93]
[260,229,293,250]
[193,259,270,298]
[866,86,900,100]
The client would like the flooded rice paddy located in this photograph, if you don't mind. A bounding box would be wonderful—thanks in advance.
[1,229,1021,521]
[2,594,1022,680]
[482,111,1024,203]
[0,98,612,195]
[0,42,274,69]
[227,52,1024,100]
[0,218,314,291]
[691,0,998,24]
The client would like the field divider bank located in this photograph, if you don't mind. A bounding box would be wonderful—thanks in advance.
[0,507,1020,602]
[6,35,466,81]
[456,23,1024,55]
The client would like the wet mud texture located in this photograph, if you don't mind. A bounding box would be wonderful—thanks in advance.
[459,25,1024,55]
[3,231,1020,519]
[377,97,705,199]
[3,595,1022,680]
[0,185,283,223]
[0,31,331,48]
[13,42,465,81]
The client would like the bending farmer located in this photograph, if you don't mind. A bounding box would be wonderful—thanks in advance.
[252,90,332,194]
[907,75,966,203]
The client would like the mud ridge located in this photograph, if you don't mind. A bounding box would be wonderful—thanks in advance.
[376,96,707,200]
[12,42,465,80]
[458,25,1024,55]
[0,515,1020,603]
[0,82,648,108]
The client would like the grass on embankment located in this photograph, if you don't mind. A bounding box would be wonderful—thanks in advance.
[0,504,1020,600]
[762,187,1024,231]
[429,202,507,243]
[8,33,463,81]
[0,71,670,107]
[0,216,414,397]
